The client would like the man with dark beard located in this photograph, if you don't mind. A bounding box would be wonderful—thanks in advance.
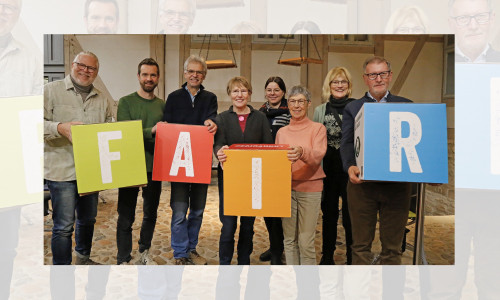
[115,58,164,265]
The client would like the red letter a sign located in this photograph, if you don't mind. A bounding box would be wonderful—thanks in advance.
[152,123,213,184]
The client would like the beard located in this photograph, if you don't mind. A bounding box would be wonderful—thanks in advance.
[140,81,157,93]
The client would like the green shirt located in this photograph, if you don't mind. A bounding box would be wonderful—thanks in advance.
[117,92,165,172]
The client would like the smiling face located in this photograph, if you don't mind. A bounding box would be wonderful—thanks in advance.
[288,94,310,121]
[85,1,118,34]
[265,81,285,106]
[330,75,349,100]
[230,83,250,110]
[159,0,194,34]
[363,62,392,100]
[70,54,98,87]
[449,0,494,56]
[183,61,205,90]
[138,64,159,93]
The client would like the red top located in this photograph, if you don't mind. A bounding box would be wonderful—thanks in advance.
[238,113,249,133]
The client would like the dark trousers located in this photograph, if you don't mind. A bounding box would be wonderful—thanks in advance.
[321,147,352,264]
[263,216,284,258]
[347,181,411,265]
[116,172,162,264]
[218,166,255,265]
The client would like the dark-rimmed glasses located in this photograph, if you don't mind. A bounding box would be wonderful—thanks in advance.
[73,62,98,73]
[451,12,491,26]
[364,71,391,80]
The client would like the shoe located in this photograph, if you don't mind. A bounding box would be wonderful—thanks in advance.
[174,257,194,265]
[189,250,207,265]
[117,260,131,265]
[75,256,101,265]
[259,249,272,262]
[138,249,157,265]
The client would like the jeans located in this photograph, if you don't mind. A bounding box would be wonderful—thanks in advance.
[218,166,256,265]
[47,180,98,265]
[116,173,162,264]
[170,182,208,258]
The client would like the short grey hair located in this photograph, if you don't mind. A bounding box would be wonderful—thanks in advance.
[73,51,100,70]
[288,85,312,102]
[159,0,196,18]
[363,56,391,72]
[183,54,207,74]
[448,0,492,14]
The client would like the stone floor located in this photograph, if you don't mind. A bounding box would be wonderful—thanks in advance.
[43,175,454,266]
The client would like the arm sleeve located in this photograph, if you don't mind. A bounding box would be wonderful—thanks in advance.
[261,114,273,144]
[205,93,218,122]
[340,104,356,172]
[105,97,115,123]
[43,84,61,141]
[300,125,327,166]
[162,94,172,122]
[213,114,226,155]
[313,106,320,123]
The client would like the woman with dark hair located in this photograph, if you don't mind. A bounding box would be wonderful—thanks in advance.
[313,66,355,265]
[258,76,291,264]
[214,76,273,265]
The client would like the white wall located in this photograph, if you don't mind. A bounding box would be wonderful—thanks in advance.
[77,35,151,101]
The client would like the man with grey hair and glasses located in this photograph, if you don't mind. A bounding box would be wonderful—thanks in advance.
[44,51,113,265]
[158,0,196,34]
[162,54,217,265]
[84,0,119,34]
[0,0,42,97]
[340,56,413,265]
[449,0,500,62]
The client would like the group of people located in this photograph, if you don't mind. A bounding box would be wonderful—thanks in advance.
[44,50,413,266]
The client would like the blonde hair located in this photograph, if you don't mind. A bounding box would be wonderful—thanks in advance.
[384,5,429,34]
[226,76,252,95]
[321,67,352,103]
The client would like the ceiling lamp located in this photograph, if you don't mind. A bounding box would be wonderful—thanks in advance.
[199,35,237,69]
[278,35,323,66]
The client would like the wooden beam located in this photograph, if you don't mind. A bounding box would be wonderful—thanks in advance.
[374,35,384,57]
[322,35,329,81]
[150,35,165,100]
[240,35,252,81]
[391,35,429,95]
[383,35,443,43]
[68,35,117,120]
[179,35,191,86]
[328,45,374,54]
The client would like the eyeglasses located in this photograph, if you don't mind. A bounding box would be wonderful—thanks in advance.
[186,69,205,76]
[331,80,349,86]
[364,71,391,80]
[288,99,309,106]
[395,26,426,34]
[451,12,491,26]
[73,62,98,73]
[231,89,249,95]
[0,3,18,15]
[160,9,192,20]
